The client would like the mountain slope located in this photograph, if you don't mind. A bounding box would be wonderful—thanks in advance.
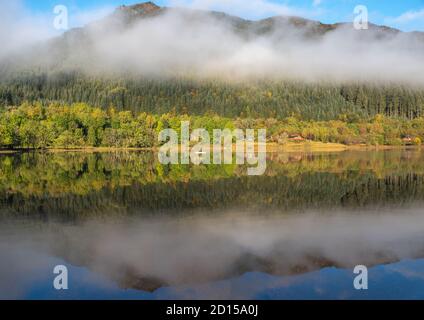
[1,2,424,121]
[2,1,424,78]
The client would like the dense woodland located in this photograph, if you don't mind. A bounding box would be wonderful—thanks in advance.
[2,73,424,148]
[2,72,424,120]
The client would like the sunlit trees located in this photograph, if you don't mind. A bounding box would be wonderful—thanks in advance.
[1,102,424,149]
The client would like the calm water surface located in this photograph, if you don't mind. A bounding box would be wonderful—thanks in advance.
[1,149,424,299]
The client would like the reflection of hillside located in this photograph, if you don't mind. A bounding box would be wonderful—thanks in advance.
[109,251,424,293]
[15,210,424,292]
[1,150,424,219]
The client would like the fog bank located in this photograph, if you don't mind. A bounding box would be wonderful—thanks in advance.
[2,3,424,85]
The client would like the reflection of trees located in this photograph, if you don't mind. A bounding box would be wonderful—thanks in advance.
[0,150,424,219]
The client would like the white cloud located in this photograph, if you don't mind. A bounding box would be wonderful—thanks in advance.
[313,0,322,7]
[55,7,424,86]
[391,9,424,24]
[0,1,56,59]
[0,1,120,61]
[3,0,424,86]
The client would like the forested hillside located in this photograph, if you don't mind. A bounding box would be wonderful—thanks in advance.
[2,2,424,123]
[1,73,424,121]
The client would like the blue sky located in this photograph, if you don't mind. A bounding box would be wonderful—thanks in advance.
[21,0,424,31]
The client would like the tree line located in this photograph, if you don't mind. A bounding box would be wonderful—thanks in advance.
[0,102,424,149]
[2,72,424,120]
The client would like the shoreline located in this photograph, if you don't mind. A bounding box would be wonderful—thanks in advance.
[0,142,422,155]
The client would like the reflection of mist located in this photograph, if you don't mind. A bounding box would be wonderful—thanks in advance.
[2,207,424,292]
[0,244,60,299]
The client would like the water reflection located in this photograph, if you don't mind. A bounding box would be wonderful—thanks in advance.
[0,150,424,299]
[2,207,424,297]
[1,149,424,219]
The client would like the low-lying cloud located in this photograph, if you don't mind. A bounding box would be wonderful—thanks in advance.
[2,2,424,86]
[0,1,54,61]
